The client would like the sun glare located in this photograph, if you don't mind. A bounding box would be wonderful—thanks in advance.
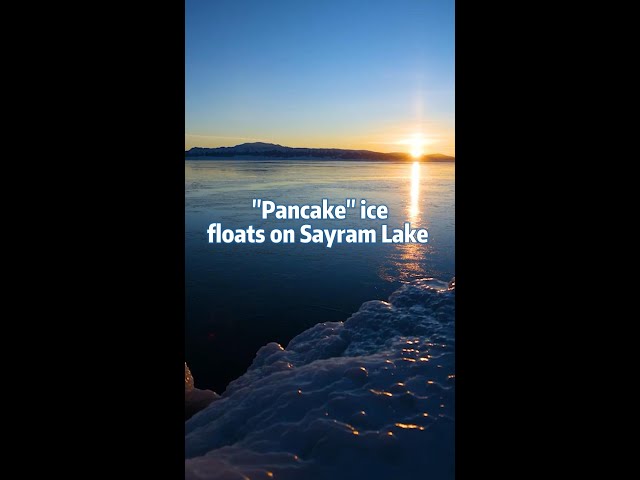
[399,134,431,159]
[410,142,424,159]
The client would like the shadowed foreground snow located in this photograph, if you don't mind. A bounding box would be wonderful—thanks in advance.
[186,279,455,480]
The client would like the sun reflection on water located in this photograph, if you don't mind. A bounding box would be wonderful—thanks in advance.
[377,161,432,283]
[400,161,427,280]
[409,161,421,221]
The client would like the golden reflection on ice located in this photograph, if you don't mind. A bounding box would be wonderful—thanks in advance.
[409,161,421,220]
[395,423,426,430]
[370,389,393,397]
[377,160,432,283]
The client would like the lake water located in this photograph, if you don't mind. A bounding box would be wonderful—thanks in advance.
[186,160,455,392]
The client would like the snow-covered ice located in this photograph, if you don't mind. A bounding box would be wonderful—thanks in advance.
[186,363,219,420]
[186,279,455,479]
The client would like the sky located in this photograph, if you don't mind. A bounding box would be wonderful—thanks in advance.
[185,0,455,156]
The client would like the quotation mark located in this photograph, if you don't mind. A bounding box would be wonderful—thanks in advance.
[255,198,357,209]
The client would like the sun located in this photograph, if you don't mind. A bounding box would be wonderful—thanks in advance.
[410,141,424,159]
[399,134,430,159]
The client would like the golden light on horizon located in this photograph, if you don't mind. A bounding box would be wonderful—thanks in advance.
[410,142,423,159]
[398,133,432,159]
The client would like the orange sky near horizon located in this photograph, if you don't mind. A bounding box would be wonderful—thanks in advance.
[185,124,455,157]
[186,2,454,157]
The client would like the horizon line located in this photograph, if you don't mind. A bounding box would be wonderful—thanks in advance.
[185,141,454,157]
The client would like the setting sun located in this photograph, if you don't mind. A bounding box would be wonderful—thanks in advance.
[410,142,424,159]
[398,134,432,159]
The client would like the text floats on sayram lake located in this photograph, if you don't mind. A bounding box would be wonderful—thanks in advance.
[207,198,428,249]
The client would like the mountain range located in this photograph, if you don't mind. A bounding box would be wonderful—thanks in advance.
[185,142,454,162]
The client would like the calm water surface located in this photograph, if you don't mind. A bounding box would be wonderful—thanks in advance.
[186,160,455,391]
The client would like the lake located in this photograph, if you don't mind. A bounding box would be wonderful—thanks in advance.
[186,160,455,392]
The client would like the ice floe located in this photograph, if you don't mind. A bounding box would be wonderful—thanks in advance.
[186,279,455,479]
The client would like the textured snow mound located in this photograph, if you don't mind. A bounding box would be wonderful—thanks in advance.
[186,279,455,480]
[186,363,220,420]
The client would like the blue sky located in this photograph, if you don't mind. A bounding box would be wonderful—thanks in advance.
[186,0,455,155]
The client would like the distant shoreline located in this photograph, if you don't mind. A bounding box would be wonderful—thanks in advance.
[185,156,454,162]
[184,142,454,162]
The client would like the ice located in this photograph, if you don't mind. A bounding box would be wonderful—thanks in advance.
[185,279,455,479]
[186,363,220,420]
[186,363,195,391]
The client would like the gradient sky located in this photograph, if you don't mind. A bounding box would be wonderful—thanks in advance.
[186,0,454,155]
